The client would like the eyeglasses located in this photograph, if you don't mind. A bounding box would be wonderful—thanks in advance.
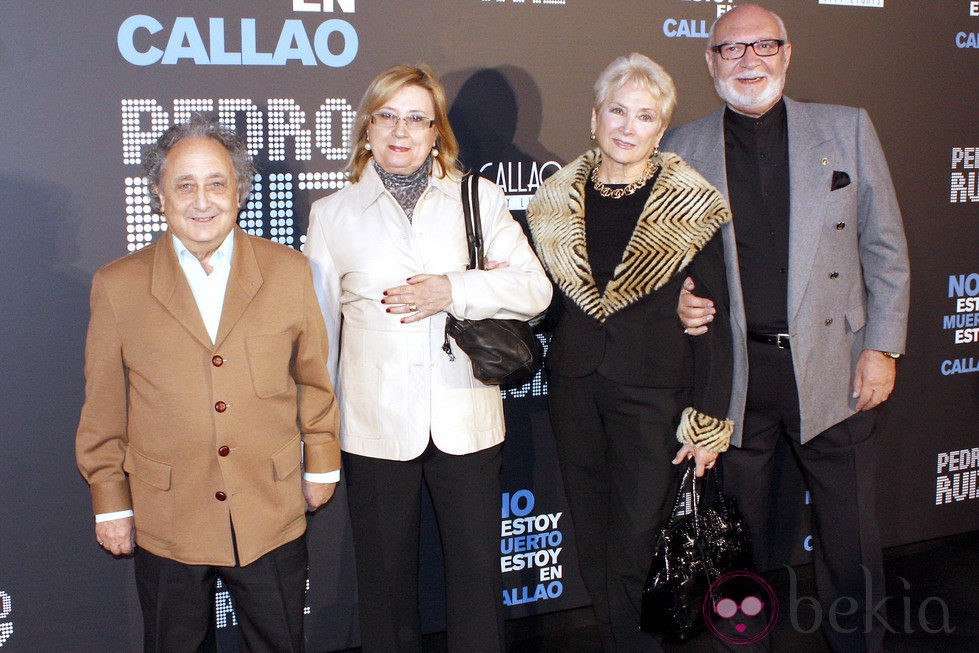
[710,39,785,60]
[370,111,435,131]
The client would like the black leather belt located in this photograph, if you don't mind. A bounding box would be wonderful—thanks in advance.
[748,332,791,349]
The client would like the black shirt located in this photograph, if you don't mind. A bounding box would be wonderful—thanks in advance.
[724,99,790,333]
[584,176,655,292]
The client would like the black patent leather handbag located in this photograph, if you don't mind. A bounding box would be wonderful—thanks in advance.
[640,462,754,643]
[441,173,543,386]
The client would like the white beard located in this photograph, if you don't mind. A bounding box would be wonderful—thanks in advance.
[714,73,785,117]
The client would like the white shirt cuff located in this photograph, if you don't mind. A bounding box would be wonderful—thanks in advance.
[303,470,340,483]
[95,510,134,523]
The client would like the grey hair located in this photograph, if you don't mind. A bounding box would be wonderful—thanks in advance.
[143,113,256,213]
[593,53,677,127]
[707,4,789,47]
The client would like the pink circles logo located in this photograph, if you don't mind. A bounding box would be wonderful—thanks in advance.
[704,571,778,645]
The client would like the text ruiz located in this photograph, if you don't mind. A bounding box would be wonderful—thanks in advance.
[950,148,979,203]
[118,15,358,67]
[935,448,979,505]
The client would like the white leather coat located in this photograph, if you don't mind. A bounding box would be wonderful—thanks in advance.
[306,164,552,460]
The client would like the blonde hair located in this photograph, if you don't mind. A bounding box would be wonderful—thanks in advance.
[346,64,461,183]
[593,53,677,127]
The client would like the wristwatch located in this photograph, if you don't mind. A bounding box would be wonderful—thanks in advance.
[878,351,902,360]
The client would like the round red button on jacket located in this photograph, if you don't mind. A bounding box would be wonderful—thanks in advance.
[218,446,230,457]
[215,491,227,501]
[215,401,227,413]
[212,355,224,367]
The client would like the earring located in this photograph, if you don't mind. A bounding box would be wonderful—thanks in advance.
[590,132,596,140]
[365,142,372,151]
[652,146,659,157]
[431,147,439,157]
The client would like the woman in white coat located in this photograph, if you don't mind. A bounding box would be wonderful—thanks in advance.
[305,64,551,652]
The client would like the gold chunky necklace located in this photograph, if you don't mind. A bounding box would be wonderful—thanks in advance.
[591,157,658,199]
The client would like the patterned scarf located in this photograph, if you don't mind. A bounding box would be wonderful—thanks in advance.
[373,157,432,223]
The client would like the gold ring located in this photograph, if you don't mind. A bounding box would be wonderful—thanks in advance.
[408,303,418,312]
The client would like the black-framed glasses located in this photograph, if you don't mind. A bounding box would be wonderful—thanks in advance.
[370,111,435,131]
[710,39,785,60]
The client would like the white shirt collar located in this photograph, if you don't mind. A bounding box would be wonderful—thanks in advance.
[171,229,235,343]
[171,229,235,273]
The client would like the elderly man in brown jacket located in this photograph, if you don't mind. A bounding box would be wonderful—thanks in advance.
[75,115,339,652]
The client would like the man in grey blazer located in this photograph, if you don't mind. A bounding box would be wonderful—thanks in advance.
[662,5,909,651]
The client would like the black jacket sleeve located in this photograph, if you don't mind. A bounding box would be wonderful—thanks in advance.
[675,231,734,452]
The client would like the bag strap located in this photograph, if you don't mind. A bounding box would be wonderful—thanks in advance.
[669,463,694,518]
[701,465,722,503]
[669,461,706,537]
[669,463,700,524]
[442,173,484,362]
[671,461,726,513]
[460,173,485,270]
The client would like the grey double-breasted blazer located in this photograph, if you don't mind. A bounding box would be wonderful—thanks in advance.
[662,98,910,445]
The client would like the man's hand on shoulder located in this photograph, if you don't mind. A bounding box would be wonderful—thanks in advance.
[678,276,715,336]
[96,517,135,556]
[303,480,337,512]
[853,350,898,411]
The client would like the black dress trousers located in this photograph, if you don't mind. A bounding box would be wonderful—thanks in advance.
[549,371,689,652]
[134,534,308,652]
[343,441,505,653]
[721,341,884,653]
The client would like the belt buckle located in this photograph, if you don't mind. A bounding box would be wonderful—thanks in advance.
[774,333,790,349]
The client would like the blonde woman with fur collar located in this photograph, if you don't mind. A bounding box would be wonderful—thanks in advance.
[526,53,734,651]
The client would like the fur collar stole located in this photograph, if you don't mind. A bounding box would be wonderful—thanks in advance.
[527,148,731,322]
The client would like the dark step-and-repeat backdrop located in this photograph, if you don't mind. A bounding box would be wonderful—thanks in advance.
[0,1,976,650]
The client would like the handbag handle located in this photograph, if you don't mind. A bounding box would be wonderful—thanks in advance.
[669,463,732,566]
[669,463,695,519]
[670,461,726,518]
[668,463,701,537]
[460,173,485,271]
[669,461,728,539]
